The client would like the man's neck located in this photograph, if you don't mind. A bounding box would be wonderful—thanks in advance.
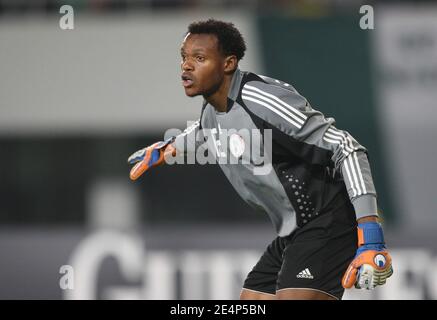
[205,73,233,113]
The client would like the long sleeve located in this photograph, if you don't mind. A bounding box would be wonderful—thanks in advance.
[172,119,204,155]
[241,78,378,219]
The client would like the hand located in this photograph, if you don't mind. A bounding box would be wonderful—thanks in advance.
[127,137,176,181]
[342,221,393,290]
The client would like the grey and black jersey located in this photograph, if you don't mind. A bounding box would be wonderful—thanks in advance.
[174,69,378,237]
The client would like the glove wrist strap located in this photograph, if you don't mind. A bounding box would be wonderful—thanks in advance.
[357,222,385,246]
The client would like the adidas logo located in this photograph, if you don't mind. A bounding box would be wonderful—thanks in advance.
[296,268,314,279]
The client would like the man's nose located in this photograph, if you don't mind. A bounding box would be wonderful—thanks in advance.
[182,59,194,71]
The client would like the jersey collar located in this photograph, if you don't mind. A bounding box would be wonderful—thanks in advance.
[225,68,243,112]
[228,68,243,101]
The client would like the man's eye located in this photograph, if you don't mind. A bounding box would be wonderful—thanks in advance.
[196,56,205,62]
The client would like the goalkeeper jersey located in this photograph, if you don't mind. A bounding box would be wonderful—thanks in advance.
[174,69,378,237]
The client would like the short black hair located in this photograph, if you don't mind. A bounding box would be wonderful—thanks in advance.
[187,19,246,61]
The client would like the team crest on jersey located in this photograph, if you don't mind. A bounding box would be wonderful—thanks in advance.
[229,133,245,158]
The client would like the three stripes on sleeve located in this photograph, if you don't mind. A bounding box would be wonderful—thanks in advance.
[242,82,369,199]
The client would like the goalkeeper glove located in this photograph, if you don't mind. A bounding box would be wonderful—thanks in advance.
[127,137,176,181]
[342,221,393,290]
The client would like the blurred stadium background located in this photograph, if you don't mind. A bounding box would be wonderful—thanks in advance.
[0,0,436,300]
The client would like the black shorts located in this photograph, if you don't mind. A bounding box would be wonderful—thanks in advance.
[243,199,358,300]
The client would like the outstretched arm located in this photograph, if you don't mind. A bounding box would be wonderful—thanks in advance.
[127,119,202,180]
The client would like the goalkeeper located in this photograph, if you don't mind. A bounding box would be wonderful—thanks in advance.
[128,19,393,300]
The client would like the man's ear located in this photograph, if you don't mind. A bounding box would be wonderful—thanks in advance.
[224,55,238,74]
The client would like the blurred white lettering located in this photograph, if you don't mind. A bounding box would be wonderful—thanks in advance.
[360,5,374,30]
[59,5,74,30]
[59,265,74,290]
[64,231,143,299]
[64,234,437,300]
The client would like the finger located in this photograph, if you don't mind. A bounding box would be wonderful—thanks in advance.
[376,277,387,286]
[127,149,146,164]
[342,264,358,289]
[129,150,153,180]
[357,264,375,290]
[387,266,394,278]
[129,161,149,180]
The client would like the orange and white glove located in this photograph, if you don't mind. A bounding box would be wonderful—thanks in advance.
[342,221,393,290]
[127,137,176,181]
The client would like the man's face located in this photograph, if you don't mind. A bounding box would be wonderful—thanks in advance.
[180,33,225,97]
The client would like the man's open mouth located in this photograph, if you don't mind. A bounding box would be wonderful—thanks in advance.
[181,74,194,88]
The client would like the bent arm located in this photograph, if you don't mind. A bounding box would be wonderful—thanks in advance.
[241,80,378,220]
